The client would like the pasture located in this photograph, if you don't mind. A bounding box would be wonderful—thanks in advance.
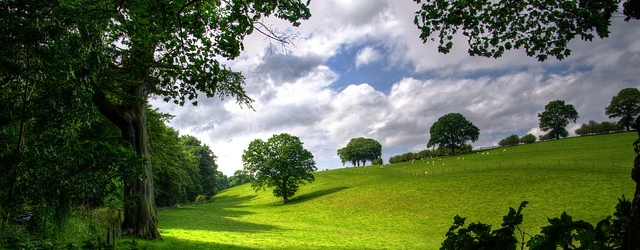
[130,132,636,249]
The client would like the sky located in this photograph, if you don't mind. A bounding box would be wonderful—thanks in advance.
[150,0,640,176]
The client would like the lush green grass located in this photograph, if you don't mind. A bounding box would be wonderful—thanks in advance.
[129,132,636,249]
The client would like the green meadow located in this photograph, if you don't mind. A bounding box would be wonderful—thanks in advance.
[129,132,636,249]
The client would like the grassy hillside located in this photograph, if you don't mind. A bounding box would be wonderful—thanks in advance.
[131,132,636,249]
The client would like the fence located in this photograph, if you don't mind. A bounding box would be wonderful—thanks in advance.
[340,158,629,177]
[104,212,121,247]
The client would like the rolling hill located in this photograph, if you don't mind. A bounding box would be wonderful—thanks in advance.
[133,132,637,249]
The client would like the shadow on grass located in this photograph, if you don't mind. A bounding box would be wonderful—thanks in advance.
[289,186,349,204]
[120,236,259,250]
[159,194,278,233]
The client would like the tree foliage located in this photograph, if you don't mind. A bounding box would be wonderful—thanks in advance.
[229,170,255,188]
[441,198,630,250]
[575,120,624,136]
[242,133,316,204]
[520,134,537,144]
[147,110,220,207]
[413,0,638,61]
[428,113,480,155]
[499,134,520,147]
[538,100,579,140]
[606,88,640,131]
[337,137,382,166]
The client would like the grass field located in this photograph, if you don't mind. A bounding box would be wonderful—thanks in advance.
[127,132,637,249]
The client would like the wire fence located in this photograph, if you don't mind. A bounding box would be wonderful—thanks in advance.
[339,159,630,177]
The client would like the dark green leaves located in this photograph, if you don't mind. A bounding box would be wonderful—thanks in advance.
[337,137,382,166]
[428,113,479,155]
[538,100,579,140]
[242,133,316,203]
[441,199,629,250]
[414,0,620,61]
[441,201,528,250]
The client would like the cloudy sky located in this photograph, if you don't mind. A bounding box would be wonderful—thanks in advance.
[151,0,640,176]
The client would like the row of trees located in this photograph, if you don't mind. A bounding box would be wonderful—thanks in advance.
[0,100,224,239]
[389,145,473,164]
[148,110,224,208]
[575,121,624,136]
[498,134,537,147]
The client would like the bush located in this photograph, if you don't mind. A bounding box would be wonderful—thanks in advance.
[372,157,383,165]
[195,195,208,204]
[520,134,536,144]
[499,134,520,146]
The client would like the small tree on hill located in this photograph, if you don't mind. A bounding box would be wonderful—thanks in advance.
[538,100,579,140]
[337,137,382,166]
[428,113,480,155]
[606,88,640,132]
[520,134,536,144]
[242,133,316,204]
[499,134,520,147]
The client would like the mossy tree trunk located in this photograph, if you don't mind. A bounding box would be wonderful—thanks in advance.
[92,84,160,239]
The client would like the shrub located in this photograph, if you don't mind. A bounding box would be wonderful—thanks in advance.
[440,197,630,250]
[499,134,520,146]
[520,134,536,144]
[195,195,208,204]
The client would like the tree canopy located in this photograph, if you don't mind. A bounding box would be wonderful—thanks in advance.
[413,0,639,61]
[606,88,640,131]
[427,113,479,155]
[538,100,579,140]
[499,134,520,147]
[242,133,316,204]
[337,137,383,166]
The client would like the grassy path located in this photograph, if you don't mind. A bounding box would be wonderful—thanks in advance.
[129,132,636,249]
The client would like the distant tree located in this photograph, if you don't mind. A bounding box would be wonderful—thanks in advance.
[575,120,624,136]
[499,134,520,147]
[242,133,316,204]
[606,88,640,132]
[372,157,384,165]
[428,113,480,155]
[337,137,383,166]
[520,134,537,144]
[538,100,579,140]
[214,171,229,193]
[229,170,254,187]
[180,135,218,197]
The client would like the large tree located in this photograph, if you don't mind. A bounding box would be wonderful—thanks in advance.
[606,88,640,132]
[538,100,579,140]
[337,137,383,166]
[242,133,316,204]
[427,113,479,155]
[0,0,311,239]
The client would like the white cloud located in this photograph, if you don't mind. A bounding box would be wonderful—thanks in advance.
[355,47,382,68]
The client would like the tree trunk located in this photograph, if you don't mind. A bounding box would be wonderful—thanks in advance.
[623,115,640,249]
[92,84,161,240]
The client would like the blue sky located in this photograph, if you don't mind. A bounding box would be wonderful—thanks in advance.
[151,0,640,176]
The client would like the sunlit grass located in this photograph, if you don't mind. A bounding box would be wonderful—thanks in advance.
[128,132,636,249]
